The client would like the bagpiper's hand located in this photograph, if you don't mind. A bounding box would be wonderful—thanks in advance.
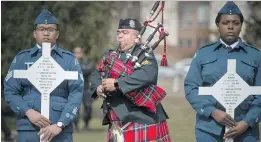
[224,121,249,139]
[38,124,62,142]
[25,109,51,128]
[102,78,116,92]
[211,109,236,128]
[96,85,106,98]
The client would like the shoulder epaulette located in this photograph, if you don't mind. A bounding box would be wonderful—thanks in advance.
[62,49,75,57]
[199,41,218,50]
[17,48,31,55]
[243,42,259,51]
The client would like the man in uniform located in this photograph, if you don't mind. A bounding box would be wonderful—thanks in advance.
[72,46,94,132]
[184,1,261,142]
[4,9,84,142]
[90,18,171,142]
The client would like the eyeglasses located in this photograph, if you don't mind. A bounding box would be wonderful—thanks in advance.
[36,27,57,33]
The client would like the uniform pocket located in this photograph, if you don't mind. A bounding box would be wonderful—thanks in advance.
[201,58,219,78]
[201,58,220,87]
[238,59,257,85]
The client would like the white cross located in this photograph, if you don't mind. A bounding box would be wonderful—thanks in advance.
[199,59,261,142]
[13,42,78,142]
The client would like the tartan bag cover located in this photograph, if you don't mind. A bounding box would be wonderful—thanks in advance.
[97,52,166,113]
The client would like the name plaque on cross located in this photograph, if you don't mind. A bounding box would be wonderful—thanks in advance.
[13,42,78,142]
[199,59,261,142]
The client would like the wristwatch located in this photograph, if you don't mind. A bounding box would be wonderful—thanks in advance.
[57,122,65,129]
[114,79,119,90]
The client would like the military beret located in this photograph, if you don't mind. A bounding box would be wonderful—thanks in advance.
[218,1,242,15]
[34,9,57,25]
[118,18,142,31]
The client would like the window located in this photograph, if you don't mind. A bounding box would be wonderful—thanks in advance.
[178,2,210,49]
[178,2,194,28]
[179,39,192,48]
[197,2,210,28]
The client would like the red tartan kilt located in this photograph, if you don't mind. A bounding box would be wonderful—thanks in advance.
[107,121,171,142]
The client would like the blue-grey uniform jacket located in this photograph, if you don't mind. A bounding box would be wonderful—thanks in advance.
[184,39,261,136]
[4,44,84,132]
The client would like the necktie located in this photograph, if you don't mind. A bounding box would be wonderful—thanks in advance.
[227,46,233,51]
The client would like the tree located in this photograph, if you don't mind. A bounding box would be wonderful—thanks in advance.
[243,2,261,49]
[1,1,114,75]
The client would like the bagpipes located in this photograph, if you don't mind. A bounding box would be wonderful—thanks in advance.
[98,1,169,113]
